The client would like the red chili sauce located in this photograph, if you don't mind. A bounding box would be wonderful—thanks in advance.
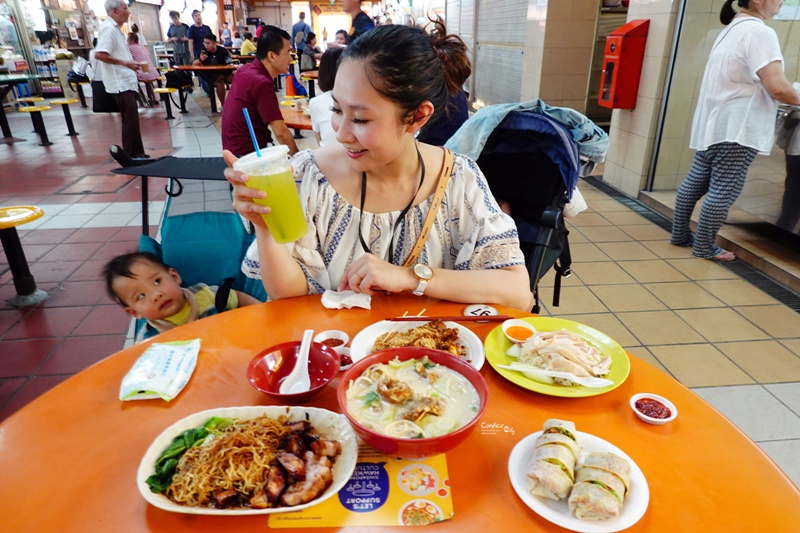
[320,338,345,348]
[635,398,671,419]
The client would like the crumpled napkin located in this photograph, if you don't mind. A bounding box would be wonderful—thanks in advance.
[321,289,372,310]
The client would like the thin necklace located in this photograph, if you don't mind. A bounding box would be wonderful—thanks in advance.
[358,143,425,265]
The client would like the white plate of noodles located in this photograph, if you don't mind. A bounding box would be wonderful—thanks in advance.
[137,405,358,515]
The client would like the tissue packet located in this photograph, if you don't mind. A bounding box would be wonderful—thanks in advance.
[119,339,201,401]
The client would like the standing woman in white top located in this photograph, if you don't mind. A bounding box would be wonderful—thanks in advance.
[670,0,800,261]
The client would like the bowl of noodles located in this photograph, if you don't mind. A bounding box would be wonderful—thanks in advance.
[337,347,488,458]
[137,405,358,515]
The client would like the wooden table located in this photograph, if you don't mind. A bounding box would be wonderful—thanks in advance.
[281,106,312,140]
[1,293,798,531]
[0,73,39,143]
[231,55,255,63]
[301,69,319,98]
[174,65,238,113]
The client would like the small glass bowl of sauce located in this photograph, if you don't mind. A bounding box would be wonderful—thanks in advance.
[630,393,677,425]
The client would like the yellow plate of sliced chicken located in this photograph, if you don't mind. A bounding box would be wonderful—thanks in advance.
[484,318,629,397]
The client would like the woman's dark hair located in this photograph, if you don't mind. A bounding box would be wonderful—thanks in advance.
[234,32,240,38]
[318,47,344,92]
[342,19,470,125]
[127,32,139,44]
[131,23,140,33]
[721,0,749,25]
[306,31,316,45]
[103,251,171,306]
[256,25,291,60]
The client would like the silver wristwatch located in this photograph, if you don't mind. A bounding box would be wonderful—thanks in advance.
[412,263,434,296]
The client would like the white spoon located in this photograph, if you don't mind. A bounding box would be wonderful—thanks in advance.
[496,363,614,388]
[280,329,314,394]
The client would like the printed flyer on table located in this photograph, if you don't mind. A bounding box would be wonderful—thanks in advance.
[269,445,453,528]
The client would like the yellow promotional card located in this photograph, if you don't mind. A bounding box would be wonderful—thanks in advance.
[269,445,453,528]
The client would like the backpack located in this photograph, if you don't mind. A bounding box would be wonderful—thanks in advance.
[165,70,193,89]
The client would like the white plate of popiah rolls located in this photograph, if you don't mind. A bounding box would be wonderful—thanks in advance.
[508,419,649,532]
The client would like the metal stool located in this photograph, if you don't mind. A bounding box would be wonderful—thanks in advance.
[0,206,49,307]
[18,106,52,146]
[76,82,90,108]
[16,96,45,107]
[49,98,80,136]
[153,87,177,119]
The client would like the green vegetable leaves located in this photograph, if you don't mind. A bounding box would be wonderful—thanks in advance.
[145,417,233,493]
[362,390,380,407]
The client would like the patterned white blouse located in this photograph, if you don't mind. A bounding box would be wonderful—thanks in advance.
[243,149,525,294]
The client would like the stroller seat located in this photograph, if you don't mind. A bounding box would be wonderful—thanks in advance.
[447,102,606,314]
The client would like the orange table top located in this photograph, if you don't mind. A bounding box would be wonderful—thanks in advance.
[281,106,312,130]
[1,293,798,531]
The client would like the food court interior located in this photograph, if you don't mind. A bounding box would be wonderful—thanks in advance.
[1,0,800,490]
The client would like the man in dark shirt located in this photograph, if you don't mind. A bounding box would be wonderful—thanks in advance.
[193,34,233,108]
[341,0,375,43]
[221,26,298,157]
[186,10,212,59]
[186,10,212,94]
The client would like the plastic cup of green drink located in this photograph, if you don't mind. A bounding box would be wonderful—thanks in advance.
[233,145,308,244]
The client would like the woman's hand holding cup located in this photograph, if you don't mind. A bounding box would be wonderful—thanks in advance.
[223,150,269,231]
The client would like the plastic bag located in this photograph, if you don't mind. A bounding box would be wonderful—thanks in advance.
[119,339,201,401]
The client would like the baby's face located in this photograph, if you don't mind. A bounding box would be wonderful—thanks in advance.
[113,260,185,321]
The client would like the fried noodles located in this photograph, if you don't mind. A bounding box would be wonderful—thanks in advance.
[167,415,290,507]
[372,320,466,358]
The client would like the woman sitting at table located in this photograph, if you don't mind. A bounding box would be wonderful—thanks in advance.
[127,32,160,107]
[300,32,322,72]
[224,23,533,311]
[310,47,344,147]
[231,31,243,50]
[240,32,256,55]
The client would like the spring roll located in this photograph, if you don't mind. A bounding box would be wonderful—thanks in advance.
[583,452,631,493]
[535,432,582,464]
[542,419,578,443]
[527,458,574,500]
[568,480,623,520]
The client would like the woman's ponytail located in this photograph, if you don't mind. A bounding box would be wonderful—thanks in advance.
[720,0,745,25]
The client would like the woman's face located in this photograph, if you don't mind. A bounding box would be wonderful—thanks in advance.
[331,59,413,173]
[758,0,784,19]
[335,33,347,45]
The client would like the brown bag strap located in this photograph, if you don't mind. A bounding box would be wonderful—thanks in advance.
[402,148,455,267]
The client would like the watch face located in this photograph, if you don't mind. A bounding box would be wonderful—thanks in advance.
[414,263,433,280]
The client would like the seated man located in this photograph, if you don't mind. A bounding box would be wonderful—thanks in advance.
[193,34,234,107]
[221,25,298,157]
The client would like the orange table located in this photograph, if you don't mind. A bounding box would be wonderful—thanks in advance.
[1,293,799,531]
[281,106,312,130]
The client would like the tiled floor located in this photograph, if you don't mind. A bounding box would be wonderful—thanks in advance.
[1,85,800,489]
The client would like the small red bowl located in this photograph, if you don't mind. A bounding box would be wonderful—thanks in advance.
[337,347,488,458]
[247,341,340,403]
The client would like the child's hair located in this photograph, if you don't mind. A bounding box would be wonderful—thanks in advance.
[103,251,172,306]
[318,47,343,92]
[341,18,470,125]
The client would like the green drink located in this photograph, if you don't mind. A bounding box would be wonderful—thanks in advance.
[233,147,308,244]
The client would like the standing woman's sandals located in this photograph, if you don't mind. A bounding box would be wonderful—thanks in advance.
[707,250,736,262]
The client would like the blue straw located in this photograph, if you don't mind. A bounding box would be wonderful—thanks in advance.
[242,108,261,157]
